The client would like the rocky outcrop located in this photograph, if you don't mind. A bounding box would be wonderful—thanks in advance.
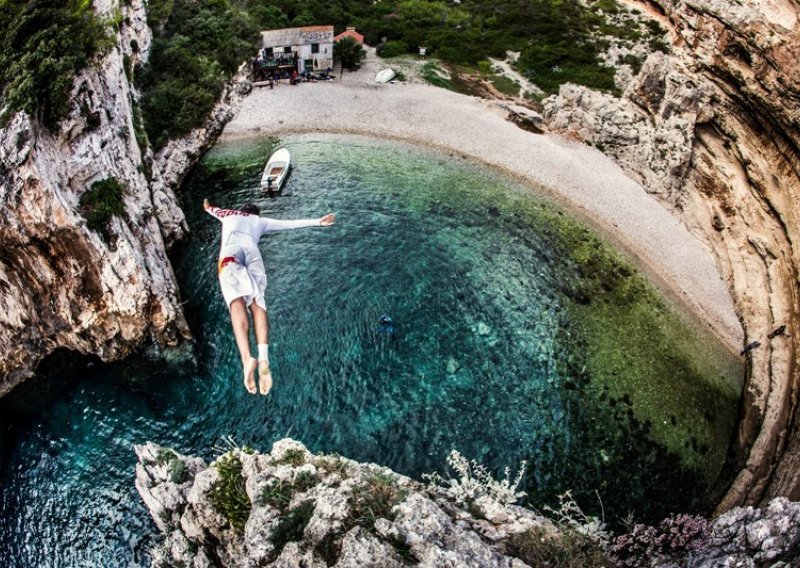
[135,440,800,567]
[543,0,800,510]
[690,497,800,566]
[0,0,249,395]
[135,439,544,567]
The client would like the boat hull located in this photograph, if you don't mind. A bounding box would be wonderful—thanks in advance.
[375,69,396,83]
[261,148,291,191]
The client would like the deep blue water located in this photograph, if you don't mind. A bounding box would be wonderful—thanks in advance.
[0,135,741,566]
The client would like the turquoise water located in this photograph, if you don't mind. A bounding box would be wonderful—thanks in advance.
[0,134,741,566]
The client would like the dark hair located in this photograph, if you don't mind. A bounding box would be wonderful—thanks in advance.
[240,202,260,215]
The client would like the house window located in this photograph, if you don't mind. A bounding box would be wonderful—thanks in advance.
[311,43,319,54]
[284,46,291,53]
[265,47,273,56]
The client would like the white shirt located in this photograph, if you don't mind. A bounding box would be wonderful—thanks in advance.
[206,206,321,253]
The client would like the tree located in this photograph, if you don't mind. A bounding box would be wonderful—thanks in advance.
[334,36,365,71]
[0,0,109,130]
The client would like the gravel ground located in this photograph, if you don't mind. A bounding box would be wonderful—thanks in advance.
[221,50,743,353]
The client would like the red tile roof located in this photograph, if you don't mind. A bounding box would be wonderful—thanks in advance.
[334,29,364,44]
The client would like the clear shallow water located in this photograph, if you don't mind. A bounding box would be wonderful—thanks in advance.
[0,134,741,566]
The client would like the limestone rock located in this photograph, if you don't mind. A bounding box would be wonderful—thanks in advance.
[543,51,711,201]
[137,439,546,567]
[689,497,800,566]
[138,440,800,567]
[0,0,249,394]
[134,442,207,532]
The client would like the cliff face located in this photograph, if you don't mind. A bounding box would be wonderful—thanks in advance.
[135,440,800,567]
[543,0,800,510]
[0,0,248,396]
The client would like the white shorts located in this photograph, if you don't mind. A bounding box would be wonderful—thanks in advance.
[218,245,267,310]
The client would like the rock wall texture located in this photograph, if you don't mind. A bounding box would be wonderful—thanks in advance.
[135,439,800,567]
[0,0,249,396]
[543,0,800,510]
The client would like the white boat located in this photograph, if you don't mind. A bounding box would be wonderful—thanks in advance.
[260,148,291,191]
[375,68,396,84]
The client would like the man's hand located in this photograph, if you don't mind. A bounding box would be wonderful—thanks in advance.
[203,198,211,210]
[320,213,336,227]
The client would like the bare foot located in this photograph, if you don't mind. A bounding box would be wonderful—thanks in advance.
[243,357,257,394]
[258,360,273,395]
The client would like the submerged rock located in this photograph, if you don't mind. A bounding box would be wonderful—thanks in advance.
[543,0,800,509]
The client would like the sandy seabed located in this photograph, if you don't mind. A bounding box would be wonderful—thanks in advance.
[221,52,743,354]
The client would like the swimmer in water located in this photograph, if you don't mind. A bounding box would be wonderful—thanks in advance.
[205,198,335,394]
[377,314,395,336]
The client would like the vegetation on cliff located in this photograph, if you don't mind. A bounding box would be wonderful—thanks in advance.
[79,177,127,243]
[0,0,110,131]
[209,452,252,533]
[137,0,260,148]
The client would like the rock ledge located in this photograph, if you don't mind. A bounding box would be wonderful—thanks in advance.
[136,439,800,567]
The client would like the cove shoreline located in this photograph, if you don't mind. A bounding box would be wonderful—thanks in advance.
[219,52,743,358]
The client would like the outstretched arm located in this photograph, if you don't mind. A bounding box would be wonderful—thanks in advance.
[260,213,336,233]
[204,198,236,220]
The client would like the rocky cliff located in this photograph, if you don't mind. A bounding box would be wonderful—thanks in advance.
[135,439,800,567]
[0,0,249,396]
[543,0,800,510]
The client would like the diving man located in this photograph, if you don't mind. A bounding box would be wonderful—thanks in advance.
[205,198,336,394]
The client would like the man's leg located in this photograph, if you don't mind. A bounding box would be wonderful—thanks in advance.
[252,304,273,395]
[230,298,257,394]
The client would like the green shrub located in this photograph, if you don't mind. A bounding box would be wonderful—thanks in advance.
[314,532,343,566]
[491,74,521,97]
[334,36,366,71]
[293,471,319,492]
[156,448,188,484]
[209,453,251,533]
[0,0,111,131]
[506,526,614,568]
[420,61,452,89]
[376,40,409,58]
[315,454,351,476]
[259,471,319,510]
[130,99,149,155]
[122,53,133,82]
[80,178,126,243]
[621,53,644,75]
[346,472,406,532]
[269,500,315,557]
[138,0,260,148]
[260,478,294,509]
[275,448,307,466]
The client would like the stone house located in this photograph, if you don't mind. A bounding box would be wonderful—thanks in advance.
[258,25,334,76]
